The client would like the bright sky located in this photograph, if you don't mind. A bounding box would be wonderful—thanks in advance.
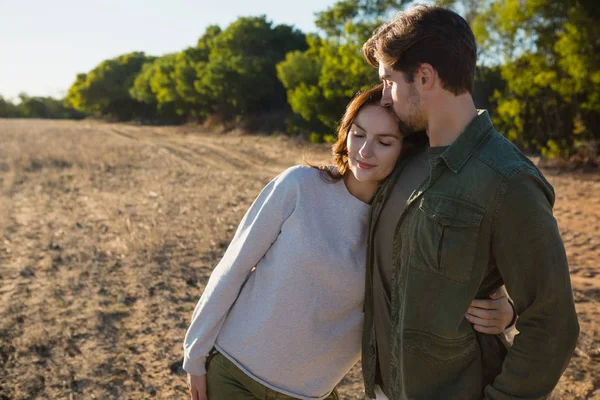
[0,0,339,100]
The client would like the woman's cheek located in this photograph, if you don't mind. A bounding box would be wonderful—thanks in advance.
[382,148,399,170]
[382,148,401,177]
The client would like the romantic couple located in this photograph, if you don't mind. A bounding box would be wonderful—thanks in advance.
[183,5,579,400]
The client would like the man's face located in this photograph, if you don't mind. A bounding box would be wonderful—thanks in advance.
[379,64,427,132]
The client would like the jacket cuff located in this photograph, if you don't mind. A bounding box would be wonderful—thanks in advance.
[503,298,518,344]
[504,297,518,330]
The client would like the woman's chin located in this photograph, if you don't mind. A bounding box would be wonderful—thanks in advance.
[352,171,379,183]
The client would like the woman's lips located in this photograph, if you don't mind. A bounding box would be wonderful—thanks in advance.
[357,160,376,170]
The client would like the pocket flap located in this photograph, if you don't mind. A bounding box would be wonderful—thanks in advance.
[419,196,484,228]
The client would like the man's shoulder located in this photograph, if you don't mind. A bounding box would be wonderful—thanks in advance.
[470,130,555,201]
[472,129,542,181]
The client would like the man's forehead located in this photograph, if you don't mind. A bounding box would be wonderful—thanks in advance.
[378,63,392,79]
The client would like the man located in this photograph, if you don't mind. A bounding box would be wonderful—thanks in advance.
[360,5,579,400]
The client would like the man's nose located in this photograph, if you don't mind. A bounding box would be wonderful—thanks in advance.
[380,87,392,107]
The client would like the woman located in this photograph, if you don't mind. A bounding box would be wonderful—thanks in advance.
[183,85,515,400]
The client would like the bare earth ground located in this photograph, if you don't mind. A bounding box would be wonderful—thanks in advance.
[0,119,598,400]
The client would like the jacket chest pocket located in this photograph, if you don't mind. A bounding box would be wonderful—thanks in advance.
[408,195,485,283]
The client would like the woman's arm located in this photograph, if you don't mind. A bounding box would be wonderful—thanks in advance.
[182,167,300,376]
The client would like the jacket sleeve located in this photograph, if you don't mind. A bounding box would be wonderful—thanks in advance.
[182,168,299,376]
[485,170,579,399]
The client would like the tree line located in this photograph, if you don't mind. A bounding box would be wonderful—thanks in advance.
[1,0,598,161]
[0,93,84,120]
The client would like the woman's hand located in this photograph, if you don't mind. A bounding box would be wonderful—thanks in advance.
[465,287,516,334]
[188,373,208,400]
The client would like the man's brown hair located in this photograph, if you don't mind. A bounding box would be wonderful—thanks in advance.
[363,4,477,95]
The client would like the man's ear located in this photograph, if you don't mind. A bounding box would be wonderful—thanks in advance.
[417,63,436,91]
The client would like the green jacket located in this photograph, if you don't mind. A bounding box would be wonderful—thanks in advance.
[362,111,579,400]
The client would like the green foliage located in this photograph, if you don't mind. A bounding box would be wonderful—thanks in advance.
[315,0,410,42]
[74,17,306,124]
[129,44,219,123]
[472,0,600,157]
[323,134,337,144]
[66,52,154,120]
[276,1,406,136]
[196,25,222,55]
[173,47,212,117]
[0,96,21,118]
[472,66,505,111]
[195,16,307,120]
[0,93,84,119]
[277,50,322,90]
[278,39,377,135]
[130,53,190,122]
[309,132,323,143]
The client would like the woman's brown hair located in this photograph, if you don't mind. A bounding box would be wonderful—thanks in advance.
[312,84,389,181]
[312,83,427,182]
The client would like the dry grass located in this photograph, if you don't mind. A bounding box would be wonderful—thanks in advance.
[0,119,598,399]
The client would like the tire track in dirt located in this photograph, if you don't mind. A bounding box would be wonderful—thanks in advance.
[106,127,258,173]
[177,138,283,175]
[106,127,222,170]
[108,125,284,176]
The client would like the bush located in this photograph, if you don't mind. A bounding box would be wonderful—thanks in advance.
[323,134,337,144]
[309,132,322,143]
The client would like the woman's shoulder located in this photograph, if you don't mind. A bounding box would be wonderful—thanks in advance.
[266,165,336,198]
[275,165,326,185]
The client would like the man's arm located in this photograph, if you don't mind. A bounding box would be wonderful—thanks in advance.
[485,170,579,400]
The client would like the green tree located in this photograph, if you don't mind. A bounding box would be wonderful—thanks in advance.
[134,18,307,126]
[130,53,186,122]
[195,16,307,122]
[66,52,154,120]
[0,96,21,118]
[16,93,84,119]
[172,46,213,119]
[472,0,600,157]
[315,0,410,42]
[278,0,408,138]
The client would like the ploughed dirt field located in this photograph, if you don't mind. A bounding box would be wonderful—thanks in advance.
[0,119,598,399]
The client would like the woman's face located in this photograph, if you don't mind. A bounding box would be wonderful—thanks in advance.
[347,105,402,184]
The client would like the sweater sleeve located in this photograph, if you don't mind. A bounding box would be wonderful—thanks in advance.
[182,167,300,375]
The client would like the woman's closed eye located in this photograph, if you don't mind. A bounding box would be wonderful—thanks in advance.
[351,131,393,146]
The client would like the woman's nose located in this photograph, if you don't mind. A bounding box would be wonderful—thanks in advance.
[359,141,373,159]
